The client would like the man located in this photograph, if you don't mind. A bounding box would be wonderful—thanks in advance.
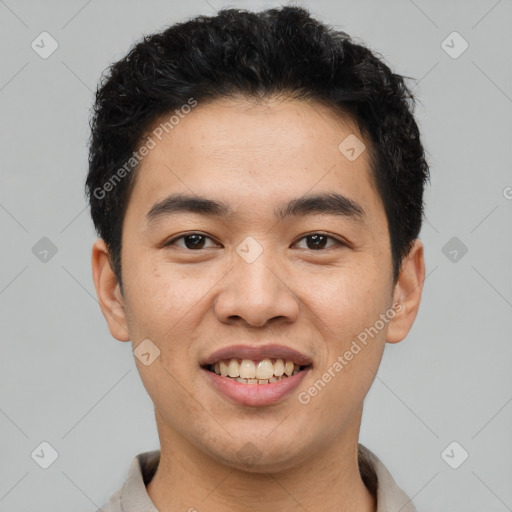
[87,6,429,511]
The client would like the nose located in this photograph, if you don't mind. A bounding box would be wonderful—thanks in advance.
[213,245,300,328]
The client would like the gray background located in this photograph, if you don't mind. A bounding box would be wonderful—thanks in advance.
[1,0,511,510]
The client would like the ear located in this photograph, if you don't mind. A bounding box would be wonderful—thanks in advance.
[386,238,425,344]
[91,238,130,342]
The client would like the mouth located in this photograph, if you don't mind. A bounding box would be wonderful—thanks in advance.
[203,358,310,384]
[200,344,313,406]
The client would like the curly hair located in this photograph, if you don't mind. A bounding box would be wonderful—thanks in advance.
[85,6,430,292]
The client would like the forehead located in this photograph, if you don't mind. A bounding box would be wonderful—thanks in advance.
[125,96,384,228]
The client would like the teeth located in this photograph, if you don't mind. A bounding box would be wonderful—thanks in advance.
[228,359,240,378]
[211,358,304,382]
[274,359,285,377]
[240,359,256,379]
[234,376,284,384]
[219,360,229,377]
[256,359,274,380]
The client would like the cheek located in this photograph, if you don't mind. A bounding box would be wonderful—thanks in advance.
[123,260,222,382]
[122,255,201,334]
[303,260,389,336]
[301,261,389,399]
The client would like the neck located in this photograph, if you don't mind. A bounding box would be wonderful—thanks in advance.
[147,409,376,512]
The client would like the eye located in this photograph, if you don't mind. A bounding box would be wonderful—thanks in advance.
[164,233,218,250]
[164,232,345,251]
[294,233,344,251]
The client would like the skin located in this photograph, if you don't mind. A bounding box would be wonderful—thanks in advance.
[92,96,425,512]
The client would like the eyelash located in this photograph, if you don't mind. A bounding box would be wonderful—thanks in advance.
[164,232,346,251]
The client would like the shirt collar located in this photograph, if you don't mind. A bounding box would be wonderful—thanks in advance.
[118,443,417,512]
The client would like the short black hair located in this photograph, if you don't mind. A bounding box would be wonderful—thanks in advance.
[85,6,430,292]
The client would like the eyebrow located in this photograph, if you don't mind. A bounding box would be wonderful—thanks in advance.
[145,192,367,225]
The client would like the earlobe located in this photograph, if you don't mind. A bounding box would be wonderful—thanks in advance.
[386,238,426,344]
[91,238,131,342]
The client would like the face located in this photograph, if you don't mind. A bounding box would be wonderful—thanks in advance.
[92,96,424,472]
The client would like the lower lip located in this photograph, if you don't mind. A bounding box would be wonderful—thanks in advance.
[202,367,311,407]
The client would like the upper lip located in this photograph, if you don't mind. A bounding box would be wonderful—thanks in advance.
[201,344,313,367]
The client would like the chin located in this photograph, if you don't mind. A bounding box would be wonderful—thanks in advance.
[201,432,314,474]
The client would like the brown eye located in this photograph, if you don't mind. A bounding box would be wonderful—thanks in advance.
[165,233,217,250]
[295,233,342,250]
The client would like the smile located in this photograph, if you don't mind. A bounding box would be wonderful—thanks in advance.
[206,358,307,384]
[200,343,313,406]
